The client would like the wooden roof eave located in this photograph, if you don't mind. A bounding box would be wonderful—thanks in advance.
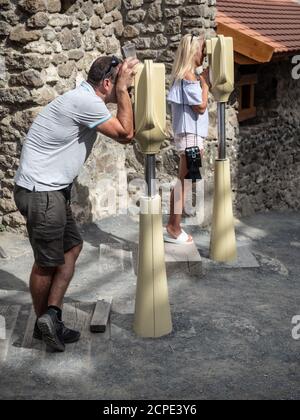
[217,22,275,63]
[234,52,259,65]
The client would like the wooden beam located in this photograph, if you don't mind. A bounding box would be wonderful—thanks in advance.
[90,298,112,333]
[235,52,259,66]
[238,107,257,122]
[237,74,258,86]
[218,23,275,63]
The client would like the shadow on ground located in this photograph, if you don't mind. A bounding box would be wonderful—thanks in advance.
[0,211,299,400]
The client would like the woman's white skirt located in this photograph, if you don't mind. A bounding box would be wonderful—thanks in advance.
[174,133,204,154]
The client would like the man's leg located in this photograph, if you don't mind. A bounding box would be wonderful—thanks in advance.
[33,192,83,351]
[48,243,83,309]
[37,243,82,352]
[30,263,56,318]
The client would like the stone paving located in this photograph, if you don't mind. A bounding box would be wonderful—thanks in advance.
[0,211,299,400]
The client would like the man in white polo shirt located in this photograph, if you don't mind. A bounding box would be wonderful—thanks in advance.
[14,56,138,352]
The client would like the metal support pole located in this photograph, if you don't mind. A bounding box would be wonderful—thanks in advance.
[210,101,237,262]
[145,154,156,197]
[217,102,226,160]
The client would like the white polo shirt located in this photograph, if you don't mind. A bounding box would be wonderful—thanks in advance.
[15,81,112,191]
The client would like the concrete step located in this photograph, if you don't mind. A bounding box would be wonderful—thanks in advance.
[165,242,202,278]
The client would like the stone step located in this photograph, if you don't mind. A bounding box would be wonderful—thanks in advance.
[131,240,202,278]
[165,242,202,278]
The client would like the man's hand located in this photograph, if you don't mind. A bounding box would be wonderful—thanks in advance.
[116,58,139,92]
[96,58,139,143]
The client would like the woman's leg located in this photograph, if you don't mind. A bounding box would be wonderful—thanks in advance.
[167,154,193,242]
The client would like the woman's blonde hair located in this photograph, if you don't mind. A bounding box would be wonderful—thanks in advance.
[171,31,206,84]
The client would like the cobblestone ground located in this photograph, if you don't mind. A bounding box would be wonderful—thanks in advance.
[0,211,299,400]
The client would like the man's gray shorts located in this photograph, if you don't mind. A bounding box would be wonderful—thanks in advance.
[14,185,83,268]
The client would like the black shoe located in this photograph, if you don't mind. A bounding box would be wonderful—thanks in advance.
[61,324,81,344]
[33,322,43,340]
[37,309,66,352]
[33,321,81,344]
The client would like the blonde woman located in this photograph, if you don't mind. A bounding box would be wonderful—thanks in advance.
[164,33,209,245]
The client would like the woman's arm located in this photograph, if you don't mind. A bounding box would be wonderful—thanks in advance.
[184,71,208,115]
[192,77,208,115]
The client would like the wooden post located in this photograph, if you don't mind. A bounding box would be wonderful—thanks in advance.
[90,298,113,333]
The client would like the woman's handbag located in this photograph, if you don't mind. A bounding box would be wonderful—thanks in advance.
[181,81,202,183]
[185,145,202,182]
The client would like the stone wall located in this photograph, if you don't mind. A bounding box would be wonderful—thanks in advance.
[0,0,217,230]
[120,0,218,226]
[1,1,298,232]
[234,60,300,216]
[0,0,125,229]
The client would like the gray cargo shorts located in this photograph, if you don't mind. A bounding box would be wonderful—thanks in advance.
[14,185,83,268]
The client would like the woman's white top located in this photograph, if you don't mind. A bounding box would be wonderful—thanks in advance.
[167,79,209,138]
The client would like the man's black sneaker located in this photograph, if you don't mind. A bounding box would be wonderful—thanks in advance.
[37,309,65,352]
[33,321,81,344]
[37,308,66,352]
[33,322,43,340]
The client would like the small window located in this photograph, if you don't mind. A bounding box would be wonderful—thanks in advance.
[237,74,258,122]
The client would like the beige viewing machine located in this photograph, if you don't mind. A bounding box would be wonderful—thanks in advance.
[133,60,172,338]
[206,35,237,262]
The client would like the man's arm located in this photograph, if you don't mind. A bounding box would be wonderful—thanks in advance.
[97,59,138,144]
[97,91,133,144]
